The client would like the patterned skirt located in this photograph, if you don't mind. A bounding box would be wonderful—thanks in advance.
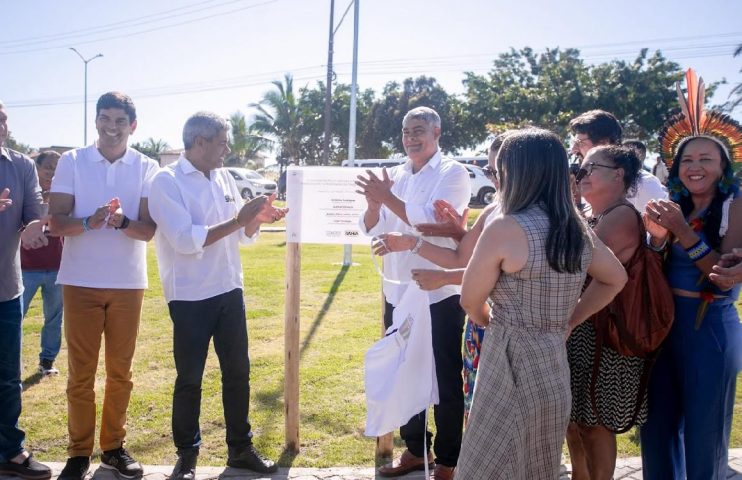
[463,319,486,427]
[567,321,648,432]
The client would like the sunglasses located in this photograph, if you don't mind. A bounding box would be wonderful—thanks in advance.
[574,162,621,183]
[482,165,498,180]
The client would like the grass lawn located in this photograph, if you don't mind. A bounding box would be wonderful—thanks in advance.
[19,223,742,467]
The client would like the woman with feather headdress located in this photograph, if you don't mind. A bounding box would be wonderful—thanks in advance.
[639,69,742,479]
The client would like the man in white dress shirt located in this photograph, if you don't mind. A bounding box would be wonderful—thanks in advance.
[148,112,286,480]
[356,107,470,480]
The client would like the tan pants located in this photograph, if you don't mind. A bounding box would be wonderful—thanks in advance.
[63,286,143,457]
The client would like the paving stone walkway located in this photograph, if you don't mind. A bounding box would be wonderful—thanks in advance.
[5,449,740,480]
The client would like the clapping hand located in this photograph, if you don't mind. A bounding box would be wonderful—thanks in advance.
[709,248,742,290]
[645,199,686,238]
[21,215,50,250]
[0,188,12,212]
[415,199,468,241]
[355,169,394,209]
[238,193,288,226]
[372,233,416,256]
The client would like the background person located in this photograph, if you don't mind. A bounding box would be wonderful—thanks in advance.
[623,139,668,210]
[455,128,627,478]
[652,155,669,185]
[569,111,666,212]
[49,92,158,480]
[21,151,63,376]
[148,112,286,479]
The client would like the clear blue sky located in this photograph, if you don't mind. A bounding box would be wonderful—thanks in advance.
[2,0,741,157]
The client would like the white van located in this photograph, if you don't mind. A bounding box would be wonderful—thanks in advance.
[341,158,495,206]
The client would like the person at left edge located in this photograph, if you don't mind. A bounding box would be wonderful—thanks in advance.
[148,111,287,480]
[48,92,158,480]
[0,99,53,480]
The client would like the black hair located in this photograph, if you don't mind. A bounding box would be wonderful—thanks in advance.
[35,150,61,166]
[96,92,136,123]
[623,139,647,163]
[589,145,641,195]
[497,128,589,273]
[569,110,622,145]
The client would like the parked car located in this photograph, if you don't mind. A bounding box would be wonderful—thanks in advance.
[226,167,278,199]
[465,165,496,205]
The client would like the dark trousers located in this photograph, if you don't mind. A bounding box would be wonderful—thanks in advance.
[169,289,252,452]
[384,294,465,468]
[0,297,24,462]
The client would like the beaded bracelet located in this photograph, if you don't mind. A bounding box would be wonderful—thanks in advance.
[685,239,711,261]
[82,216,91,232]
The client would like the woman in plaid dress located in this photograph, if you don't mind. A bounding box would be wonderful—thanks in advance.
[457,129,627,479]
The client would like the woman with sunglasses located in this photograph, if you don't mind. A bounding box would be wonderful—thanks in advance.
[455,128,626,478]
[638,75,742,477]
[566,145,646,480]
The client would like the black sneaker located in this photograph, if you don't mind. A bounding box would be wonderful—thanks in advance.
[169,449,198,480]
[38,359,59,376]
[100,448,143,479]
[227,444,277,474]
[0,453,52,480]
[57,456,90,480]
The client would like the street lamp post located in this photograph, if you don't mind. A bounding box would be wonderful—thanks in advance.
[69,47,103,145]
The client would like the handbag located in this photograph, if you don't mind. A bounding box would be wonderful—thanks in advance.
[588,203,674,432]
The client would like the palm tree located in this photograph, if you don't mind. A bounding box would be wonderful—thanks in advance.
[131,137,170,161]
[228,112,271,167]
[249,73,304,166]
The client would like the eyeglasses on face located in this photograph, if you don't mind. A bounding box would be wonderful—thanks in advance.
[482,165,498,180]
[574,162,620,183]
[572,136,592,148]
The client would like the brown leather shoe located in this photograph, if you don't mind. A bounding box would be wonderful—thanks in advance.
[432,464,455,480]
[377,449,434,478]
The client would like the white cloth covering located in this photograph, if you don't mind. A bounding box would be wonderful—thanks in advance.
[364,284,438,436]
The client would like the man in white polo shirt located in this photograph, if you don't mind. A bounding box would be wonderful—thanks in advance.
[148,112,287,479]
[48,92,158,480]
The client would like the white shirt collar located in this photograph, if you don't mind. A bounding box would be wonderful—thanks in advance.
[402,149,442,174]
[90,144,135,164]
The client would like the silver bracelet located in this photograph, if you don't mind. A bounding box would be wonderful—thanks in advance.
[410,236,424,255]
[647,238,667,252]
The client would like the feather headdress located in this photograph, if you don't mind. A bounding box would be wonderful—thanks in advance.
[658,68,742,168]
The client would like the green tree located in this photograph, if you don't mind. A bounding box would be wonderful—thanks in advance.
[5,133,32,154]
[367,76,476,155]
[296,81,379,164]
[227,111,271,167]
[250,73,304,165]
[462,47,685,148]
[131,137,169,161]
